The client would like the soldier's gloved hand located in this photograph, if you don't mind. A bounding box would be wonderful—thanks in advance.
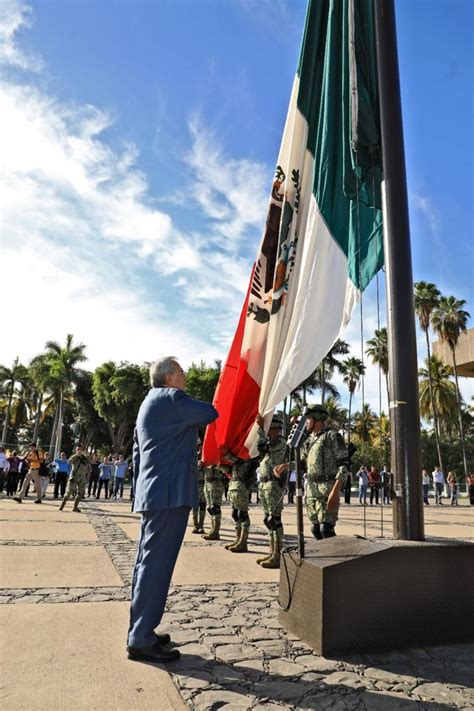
[256,414,264,428]
[273,463,287,478]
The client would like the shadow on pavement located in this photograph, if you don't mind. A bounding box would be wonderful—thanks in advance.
[129,653,470,710]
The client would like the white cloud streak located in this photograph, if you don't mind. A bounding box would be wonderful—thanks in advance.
[0,0,41,70]
[0,2,273,369]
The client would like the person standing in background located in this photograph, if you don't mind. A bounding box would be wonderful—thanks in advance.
[447,471,459,506]
[113,454,128,499]
[88,453,100,497]
[0,447,7,493]
[6,451,21,496]
[14,443,44,504]
[53,452,71,499]
[97,456,113,499]
[357,466,368,506]
[432,465,445,505]
[422,468,431,505]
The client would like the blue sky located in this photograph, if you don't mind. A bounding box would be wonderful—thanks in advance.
[1,0,472,411]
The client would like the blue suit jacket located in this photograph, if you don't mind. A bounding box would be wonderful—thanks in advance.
[132,387,218,512]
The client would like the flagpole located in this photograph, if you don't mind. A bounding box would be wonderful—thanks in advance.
[374,0,424,540]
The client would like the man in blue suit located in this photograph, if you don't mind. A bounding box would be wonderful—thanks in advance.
[127,356,218,663]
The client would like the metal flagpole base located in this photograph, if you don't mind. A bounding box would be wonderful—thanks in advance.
[279,536,474,656]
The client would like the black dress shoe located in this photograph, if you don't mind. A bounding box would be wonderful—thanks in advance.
[155,632,171,645]
[127,641,180,663]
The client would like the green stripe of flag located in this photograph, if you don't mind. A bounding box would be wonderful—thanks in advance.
[297,0,383,291]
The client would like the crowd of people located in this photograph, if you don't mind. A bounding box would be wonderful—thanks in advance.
[0,444,132,507]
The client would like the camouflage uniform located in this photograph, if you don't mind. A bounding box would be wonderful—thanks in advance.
[256,426,288,567]
[202,465,225,540]
[301,428,348,538]
[59,452,90,512]
[192,464,207,533]
[225,453,258,553]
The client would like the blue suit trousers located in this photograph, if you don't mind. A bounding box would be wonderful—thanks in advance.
[127,506,189,648]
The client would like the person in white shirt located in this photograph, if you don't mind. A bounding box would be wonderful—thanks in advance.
[358,466,369,505]
[432,466,445,504]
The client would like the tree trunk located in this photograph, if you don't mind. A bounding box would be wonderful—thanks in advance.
[321,361,326,404]
[347,391,353,445]
[32,391,43,443]
[83,430,93,451]
[117,422,126,453]
[54,389,64,459]
[49,406,59,454]
[106,421,116,451]
[425,330,444,472]
[451,347,468,480]
[1,382,14,447]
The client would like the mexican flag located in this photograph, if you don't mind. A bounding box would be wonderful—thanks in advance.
[203,0,383,463]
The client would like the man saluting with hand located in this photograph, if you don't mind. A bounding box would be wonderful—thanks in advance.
[127,356,218,664]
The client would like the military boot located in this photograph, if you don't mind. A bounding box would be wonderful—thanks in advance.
[225,524,241,550]
[230,526,249,553]
[202,517,220,540]
[72,495,82,513]
[192,511,200,533]
[256,534,274,565]
[260,529,282,568]
[198,508,206,534]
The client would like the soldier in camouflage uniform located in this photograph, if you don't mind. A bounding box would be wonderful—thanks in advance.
[256,414,288,568]
[275,405,349,539]
[221,449,258,553]
[192,460,207,534]
[301,404,349,538]
[201,464,225,540]
[59,445,91,513]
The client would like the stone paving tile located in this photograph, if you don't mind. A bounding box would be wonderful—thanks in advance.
[2,498,473,711]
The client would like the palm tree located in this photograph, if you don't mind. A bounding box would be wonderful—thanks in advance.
[292,339,349,406]
[414,281,443,470]
[371,412,391,465]
[324,397,348,432]
[319,339,349,404]
[44,334,87,457]
[431,296,470,478]
[366,327,389,407]
[0,358,29,447]
[339,357,366,443]
[418,356,458,435]
[29,353,55,444]
[353,403,376,443]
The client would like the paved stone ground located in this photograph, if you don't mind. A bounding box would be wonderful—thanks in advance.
[1,491,473,710]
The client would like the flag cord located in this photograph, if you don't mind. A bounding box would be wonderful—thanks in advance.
[355,172,367,539]
[371,151,385,537]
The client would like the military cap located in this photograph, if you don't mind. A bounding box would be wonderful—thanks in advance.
[305,404,328,421]
[269,415,283,429]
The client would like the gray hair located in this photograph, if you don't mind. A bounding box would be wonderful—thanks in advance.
[149,356,179,387]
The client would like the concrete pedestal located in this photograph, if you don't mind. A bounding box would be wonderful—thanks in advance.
[278,536,474,656]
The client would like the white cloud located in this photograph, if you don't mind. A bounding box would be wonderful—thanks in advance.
[186,116,270,244]
[410,191,441,237]
[1,239,217,369]
[0,0,40,71]
[0,2,273,370]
